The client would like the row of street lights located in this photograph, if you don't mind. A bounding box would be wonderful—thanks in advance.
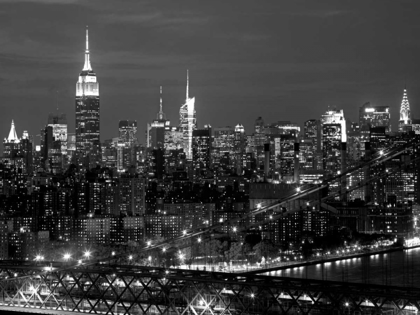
[34,250,92,262]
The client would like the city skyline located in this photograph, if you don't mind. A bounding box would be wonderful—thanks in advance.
[1,0,420,144]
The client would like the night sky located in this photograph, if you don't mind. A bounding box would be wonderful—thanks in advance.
[0,0,419,144]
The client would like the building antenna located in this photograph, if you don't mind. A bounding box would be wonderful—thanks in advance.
[186,69,189,101]
[83,25,92,71]
[56,90,59,112]
[159,86,163,114]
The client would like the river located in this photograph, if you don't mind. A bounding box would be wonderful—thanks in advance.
[263,247,420,287]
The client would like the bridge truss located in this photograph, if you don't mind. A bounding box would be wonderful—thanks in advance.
[0,264,419,314]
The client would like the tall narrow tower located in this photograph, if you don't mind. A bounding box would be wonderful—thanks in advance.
[179,70,196,160]
[399,87,412,132]
[75,26,100,169]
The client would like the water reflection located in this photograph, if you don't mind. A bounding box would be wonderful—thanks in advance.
[263,247,420,287]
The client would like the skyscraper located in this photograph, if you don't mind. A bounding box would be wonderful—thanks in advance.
[47,113,68,157]
[320,109,346,142]
[117,120,138,171]
[359,102,390,137]
[192,125,212,179]
[179,70,196,160]
[303,119,321,169]
[147,86,169,149]
[320,109,346,178]
[75,27,100,170]
[119,120,137,145]
[399,88,412,132]
[3,121,24,171]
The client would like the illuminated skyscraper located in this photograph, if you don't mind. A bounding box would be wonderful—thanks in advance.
[321,109,346,142]
[75,27,100,170]
[42,114,67,174]
[192,125,212,179]
[3,120,23,169]
[320,109,347,179]
[47,113,67,156]
[147,86,169,149]
[179,70,196,160]
[359,102,390,137]
[117,120,138,171]
[399,88,412,132]
[119,120,137,145]
[303,119,321,169]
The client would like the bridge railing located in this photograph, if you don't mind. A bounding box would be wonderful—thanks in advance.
[0,264,419,314]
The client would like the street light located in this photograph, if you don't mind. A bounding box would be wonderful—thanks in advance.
[296,187,301,192]
[197,237,202,243]
[128,255,133,261]
[147,241,151,247]
[183,230,187,236]
[63,253,71,261]
[232,227,237,233]
[84,251,91,259]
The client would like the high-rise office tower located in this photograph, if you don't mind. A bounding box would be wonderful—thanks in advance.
[399,88,412,132]
[3,121,25,173]
[304,119,321,169]
[47,113,67,155]
[3,120,20,159]
[147,86,169,149]
[119,120,137,145]
[117,120,138,171]
[75,27,100,170]
[359,102,390,138]
[41,124,63,174]
[179,70,196,160]
[321,109,347,143]
[321,109,346,179]
[322,124,343,176]
[192,125,212,179]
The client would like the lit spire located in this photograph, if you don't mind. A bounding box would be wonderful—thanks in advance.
[82,26,92,71]
[186,69,189,101]
[157,86,165,120]
[399,87,411,125]
[7,120,19,143]
[160,86,163,113]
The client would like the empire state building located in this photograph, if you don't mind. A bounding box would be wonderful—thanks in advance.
[75,27,100,169]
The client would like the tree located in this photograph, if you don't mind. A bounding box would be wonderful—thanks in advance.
[254,239,278,262]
